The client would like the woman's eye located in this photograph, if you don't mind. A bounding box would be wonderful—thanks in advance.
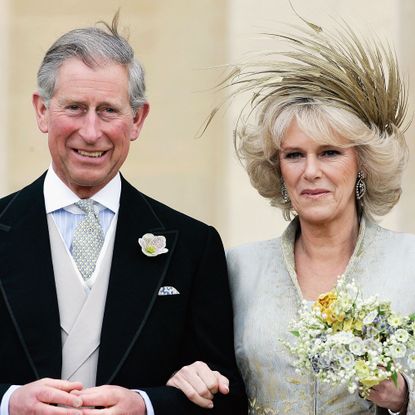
[321,149,341,157]
[285,152,303,159]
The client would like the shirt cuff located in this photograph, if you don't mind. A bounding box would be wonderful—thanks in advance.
[0,385,21,415]
[134,389,155,415]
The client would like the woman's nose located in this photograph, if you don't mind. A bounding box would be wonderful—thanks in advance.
[303,155,322,181]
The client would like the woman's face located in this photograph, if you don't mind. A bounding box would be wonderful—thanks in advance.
[279,119,359,226]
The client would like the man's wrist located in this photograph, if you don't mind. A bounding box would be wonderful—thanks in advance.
[1,385,21,415]
[133,390,153,415]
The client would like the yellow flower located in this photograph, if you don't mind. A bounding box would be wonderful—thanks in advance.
[355,360,387,388]
[354,320,363,331]
[343,319,354,331]
[355,360,370,378]
[323,310,337,325]
[343,318,363,332]
[336,311,346,322]
[315,291,337,310]
[360,376,386,388]
[314,291,340,324]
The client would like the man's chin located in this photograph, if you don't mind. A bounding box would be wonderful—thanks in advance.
[67,176,112,198]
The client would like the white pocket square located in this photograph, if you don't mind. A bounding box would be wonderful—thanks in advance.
[158,286,180,296]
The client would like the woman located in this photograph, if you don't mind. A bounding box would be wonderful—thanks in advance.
[167,21,415,414]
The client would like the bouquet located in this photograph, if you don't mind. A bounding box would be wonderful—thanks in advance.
[285,276,415,397]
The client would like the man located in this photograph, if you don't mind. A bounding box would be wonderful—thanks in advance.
[0,15,246,415]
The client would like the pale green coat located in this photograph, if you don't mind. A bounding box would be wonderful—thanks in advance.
[228,217,415,415]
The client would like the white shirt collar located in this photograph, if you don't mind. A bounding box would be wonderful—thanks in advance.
[44,165,121,214]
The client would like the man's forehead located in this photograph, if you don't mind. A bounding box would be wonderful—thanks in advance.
[51,58,129,102]
[54,57,128,84]
[55,95,124,106]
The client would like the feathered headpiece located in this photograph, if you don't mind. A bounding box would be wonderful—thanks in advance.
[204,15,408,137]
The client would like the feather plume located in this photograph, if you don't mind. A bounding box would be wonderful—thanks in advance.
[205,20,408,137]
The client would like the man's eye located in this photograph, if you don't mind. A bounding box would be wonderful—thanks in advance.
[102,107,117,114]
[99,107,119,118]
[67,105,81,111]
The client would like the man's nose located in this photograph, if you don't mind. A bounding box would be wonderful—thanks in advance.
[79,111,101,143]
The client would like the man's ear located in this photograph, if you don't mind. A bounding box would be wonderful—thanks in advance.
[130,102,150,141]
[32,92,49,133]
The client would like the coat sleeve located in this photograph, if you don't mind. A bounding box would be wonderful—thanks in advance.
[142,226,247,414]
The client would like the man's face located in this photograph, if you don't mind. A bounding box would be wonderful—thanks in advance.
[33,58,149,197]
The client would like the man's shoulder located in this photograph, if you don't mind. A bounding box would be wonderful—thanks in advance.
[122,178,212,232]
[145,194,209,229]
[122,181,225,254]
[0,174,45,217]
[0,190,19,209]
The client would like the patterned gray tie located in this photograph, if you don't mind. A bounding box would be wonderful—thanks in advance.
[72,199,104,281]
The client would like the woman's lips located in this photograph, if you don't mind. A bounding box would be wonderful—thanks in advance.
[301,189,330,196]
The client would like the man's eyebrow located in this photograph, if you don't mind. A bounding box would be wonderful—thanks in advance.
[97,101,120,108]
[56,97,83,105]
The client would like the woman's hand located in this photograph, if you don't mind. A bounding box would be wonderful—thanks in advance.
[367,373,408,413]
[166,361,229,409]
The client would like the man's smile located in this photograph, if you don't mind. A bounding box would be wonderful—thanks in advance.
[76,149,106,158]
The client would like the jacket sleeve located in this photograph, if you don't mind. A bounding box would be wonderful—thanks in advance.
[142,226,247,414]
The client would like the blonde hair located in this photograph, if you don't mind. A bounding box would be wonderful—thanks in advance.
[202,20,410,221]
[237,97,408,221]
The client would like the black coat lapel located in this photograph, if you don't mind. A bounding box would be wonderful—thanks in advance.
[0,175,61,379]
[97,178,178,384]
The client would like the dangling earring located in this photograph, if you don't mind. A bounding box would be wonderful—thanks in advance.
[281,181,290,203]
[356,171,366,200]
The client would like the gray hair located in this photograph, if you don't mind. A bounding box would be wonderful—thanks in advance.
[37,14,146,113]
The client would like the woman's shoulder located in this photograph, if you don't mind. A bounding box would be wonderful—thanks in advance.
[226,237,282,282]
[226,237,280,262]
[365,220,415,254]
[226,238,282,298]
[370,221,415,243]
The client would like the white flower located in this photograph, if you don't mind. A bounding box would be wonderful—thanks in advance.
[395,329,410,343]
[332,332,355,345]
[285,276,415,396]
[138,233,168,257]
[339,352,355,369]
[364,338,382,353]
[364,326,379,339]
[388,314,403,327]
[331,344,347,359]
[349,338,366,356]
[363,310,378,325]
[389,343,407,359]
[342,280,359,299]
[407,352,415,370]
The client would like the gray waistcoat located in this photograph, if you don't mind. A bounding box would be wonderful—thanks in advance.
[47,215,116,388]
